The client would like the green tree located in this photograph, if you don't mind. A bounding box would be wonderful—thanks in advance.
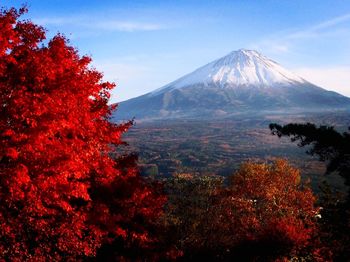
[270,123,350,185]
[159,174,225,260]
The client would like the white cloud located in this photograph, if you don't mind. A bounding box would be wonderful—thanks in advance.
[93,62,149,101]
[294,67,350,97]
[33,16,164,32]
[94,62,149,83]
[253,13,350,55]
[93,21,163,32]
[287,13,350,40]
[250,41,290,54]
[33,17,72,26]
[308,13,350,32]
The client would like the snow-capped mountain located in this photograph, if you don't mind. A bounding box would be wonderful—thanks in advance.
[151,49,306,95]
[113,49,350,120]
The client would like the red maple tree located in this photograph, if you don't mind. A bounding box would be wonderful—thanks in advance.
[0,7,164,260]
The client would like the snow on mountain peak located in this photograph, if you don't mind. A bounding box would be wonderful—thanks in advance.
[151,49,307,95]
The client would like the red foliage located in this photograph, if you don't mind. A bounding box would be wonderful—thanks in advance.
[0,7,164,260]
[217,160,319,259]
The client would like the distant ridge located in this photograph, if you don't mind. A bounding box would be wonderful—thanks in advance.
[113,49,350,121]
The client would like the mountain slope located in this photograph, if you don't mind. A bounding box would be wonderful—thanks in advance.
[151,49,306,94]
[113,49,350,121]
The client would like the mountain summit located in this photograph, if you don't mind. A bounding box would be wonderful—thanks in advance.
[113,49,350,120]
[151,49,305,95]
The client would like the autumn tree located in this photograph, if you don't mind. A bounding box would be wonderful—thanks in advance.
[215,160,320,260]
[158,161,321,261]
[0,7,164,260]
[270,122,350,260]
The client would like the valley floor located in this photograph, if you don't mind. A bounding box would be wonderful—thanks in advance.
[117,112,350,194]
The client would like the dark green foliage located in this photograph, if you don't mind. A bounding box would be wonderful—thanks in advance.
[270,122,350,185]
[317,182,350,261]
[270,122,350,261]
[159,174,225,259]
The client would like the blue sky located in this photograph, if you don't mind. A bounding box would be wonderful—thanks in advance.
[6,0,350,102]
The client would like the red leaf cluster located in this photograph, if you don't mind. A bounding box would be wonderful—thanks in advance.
[218,160,319,259]
[0,7,164,260]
